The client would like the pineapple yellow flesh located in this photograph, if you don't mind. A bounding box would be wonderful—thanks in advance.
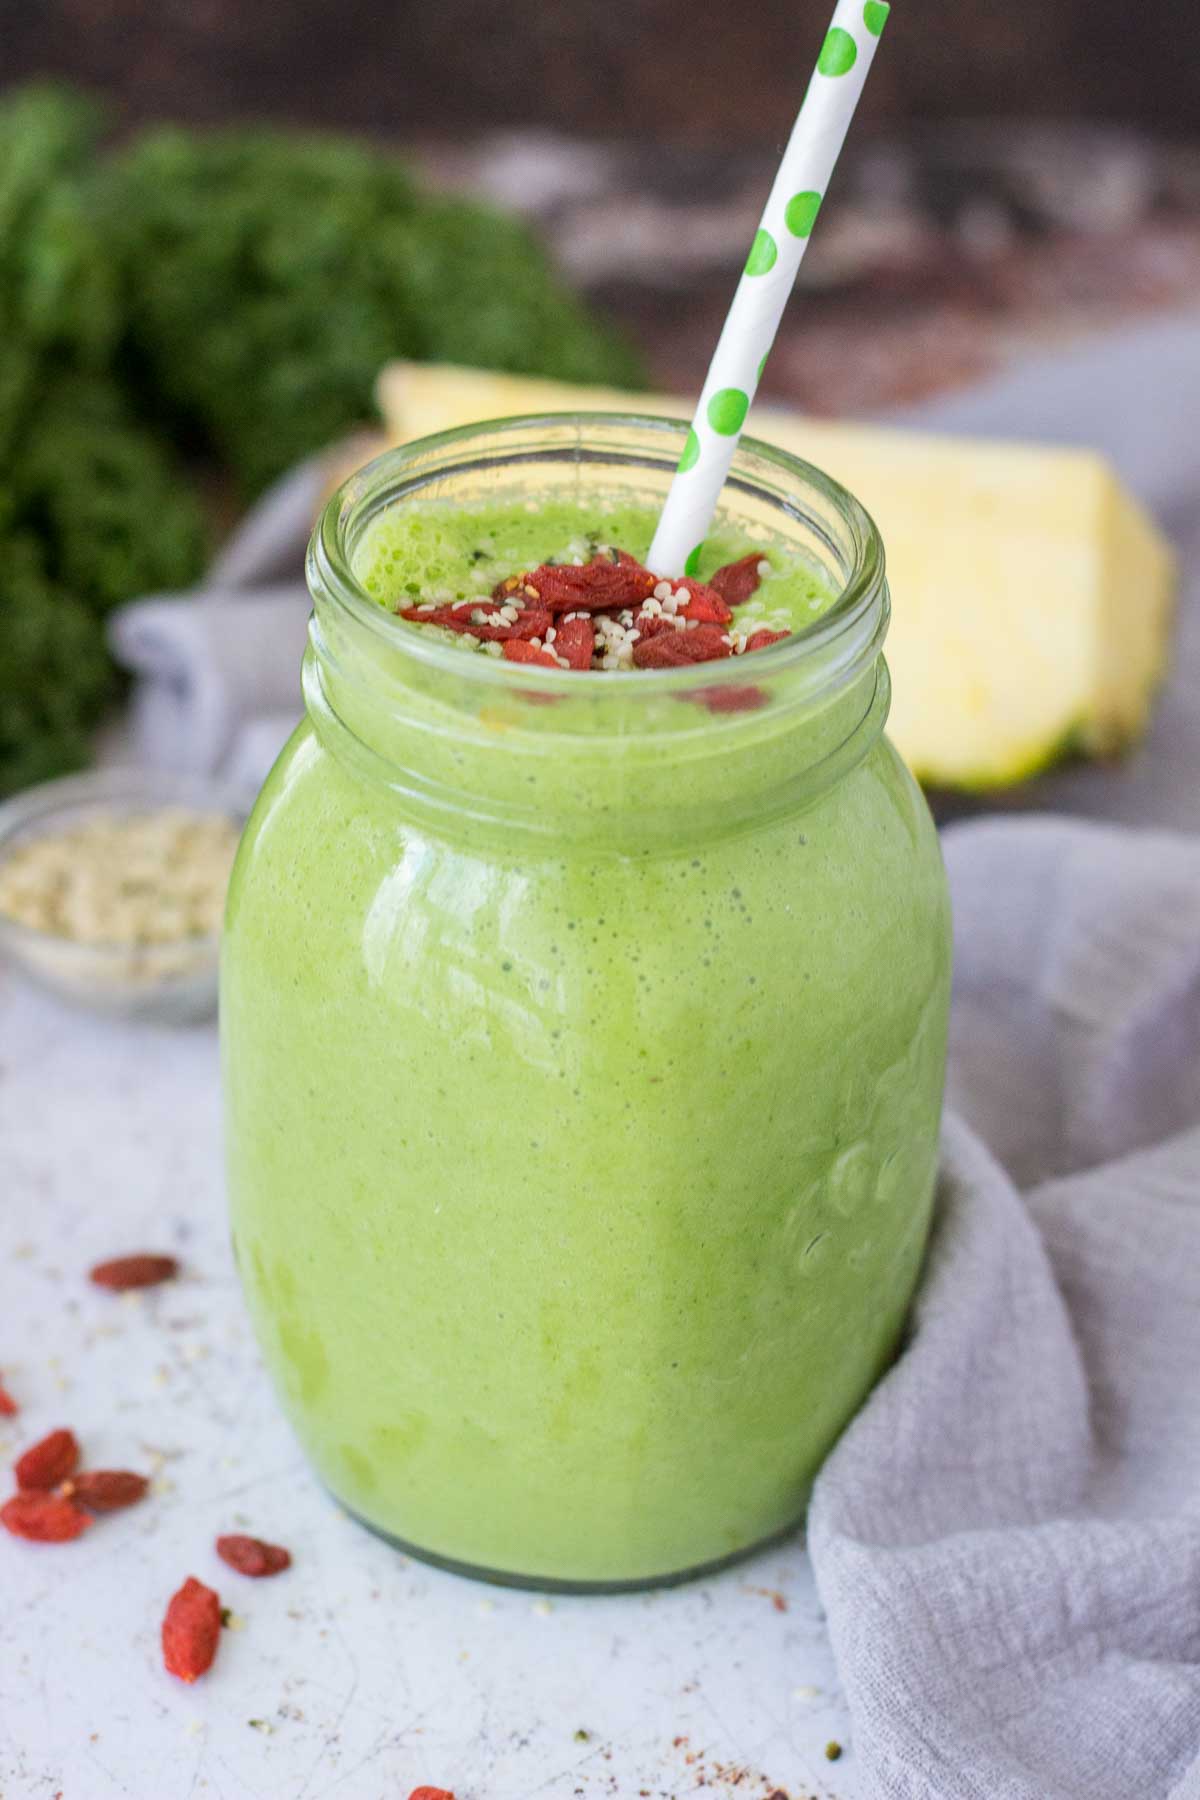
[373,363,1176,790]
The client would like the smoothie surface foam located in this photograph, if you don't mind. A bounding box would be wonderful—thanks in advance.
[353,497,835,649]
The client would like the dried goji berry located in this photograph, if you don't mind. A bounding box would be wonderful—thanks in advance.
[15,1428,79,1491]
[634,596,732,639]
[67,1470,150,1513]
[552,615,595,670]
[397,600,551,644]
[408,1789,456,1800]
[162,1577,222,1683]
[632,624,732,668]
[630,610,672,641]
[216,1533,292,1577]
[1,1490,90,1542]
[672,579,733,625]
[505,607,555,642]
[744,628,790,652]
[710,553,767,607]
[0,1380,18,1417]
[496,544,650,589]
[502,640,560,668]
[89,1254,179,1291]
[501,560,656,615]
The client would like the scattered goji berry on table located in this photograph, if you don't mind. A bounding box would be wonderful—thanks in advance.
[67,1470,150,1512]
[162,1577,222,1683]
[0,1380,18,1417]
[408,1788,456,1800]
[89,1254,179,1291]
[1,1490,90,1542]
[15,1428,79,1491]
[710,553,766,607]
[216,1533,292,1577]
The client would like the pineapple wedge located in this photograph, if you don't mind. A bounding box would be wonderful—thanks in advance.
[375,362,1176,789]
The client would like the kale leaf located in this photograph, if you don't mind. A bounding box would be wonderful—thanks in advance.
[0,88,644,796]
[0,89,207,794]
[102,126,643,498]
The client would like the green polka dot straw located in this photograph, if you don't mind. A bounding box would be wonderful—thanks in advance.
[648,0,889,574]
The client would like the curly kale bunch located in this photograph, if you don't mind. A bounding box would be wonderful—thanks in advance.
[0,86,119,419]
[101,126,643,498]
[0,376,208,792]
[0,87,207,796]
[0,535,115,795]
[0,87,642,796]
[14,374,208,618]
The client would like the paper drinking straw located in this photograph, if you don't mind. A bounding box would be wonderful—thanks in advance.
[647,0,889,576]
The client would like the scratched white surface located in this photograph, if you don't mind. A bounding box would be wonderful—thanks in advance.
[0,970,856,1800]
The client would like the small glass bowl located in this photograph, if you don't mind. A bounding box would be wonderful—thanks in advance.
[0,768,251,1023]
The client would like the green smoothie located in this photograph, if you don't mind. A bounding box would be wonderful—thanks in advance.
[222,420,951,1588]
[358,495,833,649]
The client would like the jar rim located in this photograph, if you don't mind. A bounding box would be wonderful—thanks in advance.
[308,410,887,700]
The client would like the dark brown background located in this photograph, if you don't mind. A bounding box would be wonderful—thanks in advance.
[7,0,1199,417]
[5,0,1197,142]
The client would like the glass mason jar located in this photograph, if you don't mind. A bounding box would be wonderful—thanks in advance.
[221,414,951,1591]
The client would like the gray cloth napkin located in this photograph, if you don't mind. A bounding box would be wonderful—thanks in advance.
[108,584,310,784]
[107,456,325,781]
[810,817,1200,1800]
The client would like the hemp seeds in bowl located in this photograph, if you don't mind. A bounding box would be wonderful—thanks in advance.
[0,770,246,1021]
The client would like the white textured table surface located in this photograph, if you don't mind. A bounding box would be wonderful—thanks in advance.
[0,972,855,1800]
